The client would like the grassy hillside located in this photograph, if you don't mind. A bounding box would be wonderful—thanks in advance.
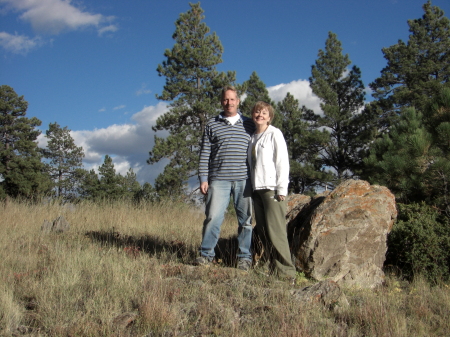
[1,200,449,336]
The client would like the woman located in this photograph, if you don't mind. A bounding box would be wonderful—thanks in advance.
[248,101,296,282]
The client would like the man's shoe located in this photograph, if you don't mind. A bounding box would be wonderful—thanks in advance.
[195,256,211,267]
[237,259,252,272]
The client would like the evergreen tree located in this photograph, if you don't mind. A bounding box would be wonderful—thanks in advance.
[309,32,367,184]
[76,168,100,201]
[277,93,332,193]
[119,168,141,200]
[363,87,450,212]
[369,1,450,128]
[148,2,235,197]
[77,157,145,202]
[422,87,450,212]
[44,122,84,200]
[77,156,120,201]
[97,155,123,200]
[238,71,274,115]
[0,85,51,199]
[363,107,432,204]
[133,182,157,204]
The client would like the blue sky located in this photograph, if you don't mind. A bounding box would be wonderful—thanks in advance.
[1,0,449,186]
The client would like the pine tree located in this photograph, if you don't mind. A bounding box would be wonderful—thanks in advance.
[369,1,450,127]
[133,182,157,204]
[422,87,450,212]
[119,168,141,200]
[148,2,235,197]
[76,168,100,201]
[0,85,51,199]
[44,122,84,200]
[309,32,367,184]
[277,93,332,193]
[238,72,274,115]
[77,157,144,202]
[363,107,432,203]
[363,87,450,212]
[97,155,123,200]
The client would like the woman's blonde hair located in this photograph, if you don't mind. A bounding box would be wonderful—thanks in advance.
[252,101,274,125]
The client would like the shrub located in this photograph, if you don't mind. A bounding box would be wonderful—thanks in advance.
[386,202,450,283]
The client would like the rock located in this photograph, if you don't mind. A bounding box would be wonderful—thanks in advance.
[290,279,349,311]
[41,215,70,233]
[286,194,313,222]
[287,179,397,288]
[41,220,53,233]
[112,312,138,329]
[53,215,70,232]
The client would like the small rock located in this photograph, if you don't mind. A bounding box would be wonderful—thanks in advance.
[41,216,70,233]
[112,312,138,329]
[52,215,70,232]
[290,279,349,311]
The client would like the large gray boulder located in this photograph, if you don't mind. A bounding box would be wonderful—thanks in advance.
[287,180,397,288]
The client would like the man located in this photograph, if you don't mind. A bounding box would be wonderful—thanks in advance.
[196,86,255,271]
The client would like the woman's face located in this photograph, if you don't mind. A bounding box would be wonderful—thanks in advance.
[252,108,271,126]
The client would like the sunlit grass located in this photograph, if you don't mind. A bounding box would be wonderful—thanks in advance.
[1,199,449,336]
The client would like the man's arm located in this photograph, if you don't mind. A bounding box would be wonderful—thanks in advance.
[199,123,211,194]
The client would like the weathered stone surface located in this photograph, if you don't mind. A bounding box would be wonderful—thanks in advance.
[112,312,138,329]
[287,179,397,288]
[41,220,53,233]
[53,215,70,232]
[290,279,349,311]
[41,215,70,233]
[286,194,313,222]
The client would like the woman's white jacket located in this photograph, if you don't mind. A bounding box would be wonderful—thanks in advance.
[248,125,289,196]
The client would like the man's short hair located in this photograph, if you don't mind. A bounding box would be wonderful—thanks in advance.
[252,101,275,125]
[221,86,239,101]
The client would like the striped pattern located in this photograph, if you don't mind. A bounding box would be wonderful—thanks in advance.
[199,114,255,182]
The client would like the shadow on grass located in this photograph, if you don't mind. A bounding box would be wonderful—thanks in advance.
[215,231,264,268]
[85,229,196,263]
[215,237,239,267]
[85,229,240,267]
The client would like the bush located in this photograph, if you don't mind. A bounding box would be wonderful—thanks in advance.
[386,202,450,283]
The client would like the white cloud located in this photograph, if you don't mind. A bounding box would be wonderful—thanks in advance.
[98,23,118,37]
[136,83,152,96]
[0,31,42,53]
[113,105,125,110]
[64,102,168,184]
[267,79,322,115]
[0,0,117,35]
[131,103,166,126]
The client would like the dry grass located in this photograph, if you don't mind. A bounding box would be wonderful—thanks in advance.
[1,199,449,337]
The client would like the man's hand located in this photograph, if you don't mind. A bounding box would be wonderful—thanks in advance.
[200,182,209,195]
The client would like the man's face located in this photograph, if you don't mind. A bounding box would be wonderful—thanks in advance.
[221,90,240,117]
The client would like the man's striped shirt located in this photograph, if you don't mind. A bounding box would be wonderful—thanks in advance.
[199,113,255,183]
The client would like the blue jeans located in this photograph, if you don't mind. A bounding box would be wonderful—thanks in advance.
[200,179,253,261]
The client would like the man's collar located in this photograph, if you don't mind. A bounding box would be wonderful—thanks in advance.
[219,111,242,119]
